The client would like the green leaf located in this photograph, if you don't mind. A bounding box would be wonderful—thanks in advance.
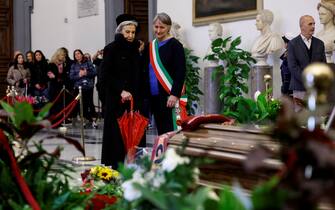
[222,36,232,47]
[229,36,242,50]
[137,185,169,209]
[212,37,224,47]
[251,177,289,210]
[36,103,52,121]
[256,94,267,114]
[218,187,246,210]
[14,102,35,127]
[0,101,15,124]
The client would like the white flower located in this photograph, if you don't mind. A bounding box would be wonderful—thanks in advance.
[144,171,155,181]
[121,168,147,201]
[207,189,219,201]
[162,148,190,172]
[152,172,165,188]
[193,168,200,183]
[254,90,261,101]
[122,180,142,201]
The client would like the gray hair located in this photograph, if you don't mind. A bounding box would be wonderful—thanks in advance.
[258,9,274,25]
[153,12,172,26]
[115,20,138,33]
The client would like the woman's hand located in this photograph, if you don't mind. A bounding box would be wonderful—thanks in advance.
[121,90,132,103]
[166,95,178,108]
[47,71,55,79]
[79,68,87,77]
[138,40,145,53]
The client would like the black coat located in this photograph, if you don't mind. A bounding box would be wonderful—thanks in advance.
[101,34,144,110]
[30,60,49,88]
[100,34,144,168]
[288,35,326,91]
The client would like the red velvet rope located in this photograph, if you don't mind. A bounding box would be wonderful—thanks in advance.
[50,99,79,128]
[0,130,41,210]
[48,97,78,122]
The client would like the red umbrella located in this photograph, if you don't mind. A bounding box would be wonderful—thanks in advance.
[117,98,149,153]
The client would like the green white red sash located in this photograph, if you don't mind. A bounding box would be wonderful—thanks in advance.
[149,39,188,129]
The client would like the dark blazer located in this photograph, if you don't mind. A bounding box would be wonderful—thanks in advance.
[288,35,326,91]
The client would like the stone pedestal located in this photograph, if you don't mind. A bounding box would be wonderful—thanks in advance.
[204,67,222,114]
[250,65,273,98]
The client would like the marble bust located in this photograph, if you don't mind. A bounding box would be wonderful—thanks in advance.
[170,22,186,47]
[205,22,223,67]
[316,2,335,63]
[251,9,284,66]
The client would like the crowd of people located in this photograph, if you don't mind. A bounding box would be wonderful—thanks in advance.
[7,47,103,128]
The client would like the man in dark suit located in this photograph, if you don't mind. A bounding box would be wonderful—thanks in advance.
[288,15,326,111]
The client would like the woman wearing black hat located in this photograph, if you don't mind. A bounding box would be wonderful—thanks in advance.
[100,14,145,168]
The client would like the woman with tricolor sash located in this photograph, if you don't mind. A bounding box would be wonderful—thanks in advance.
[145,12,186,135]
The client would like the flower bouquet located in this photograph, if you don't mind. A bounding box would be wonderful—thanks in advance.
[80,166,122,209]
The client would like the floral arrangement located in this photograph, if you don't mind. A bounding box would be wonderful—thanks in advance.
[81,166,123,197]
[110,148,223,210]
[0,101,90,209]
[13,95,36,104]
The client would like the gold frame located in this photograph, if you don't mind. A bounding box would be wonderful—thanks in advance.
[193,0,263,26]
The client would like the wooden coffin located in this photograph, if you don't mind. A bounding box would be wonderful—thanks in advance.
[169,123,282,189]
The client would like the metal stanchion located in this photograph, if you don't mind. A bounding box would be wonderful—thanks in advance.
[59,85,68,133]
[10,86,17,104]
[5,86,11,121]
[72,86,96,162]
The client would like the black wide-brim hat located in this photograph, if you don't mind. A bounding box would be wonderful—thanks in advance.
[116,14,141,33]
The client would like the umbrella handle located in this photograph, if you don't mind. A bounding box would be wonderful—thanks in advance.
[130,97,134,112]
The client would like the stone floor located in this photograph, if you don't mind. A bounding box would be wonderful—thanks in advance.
[29,119,157,164]
[25,119,157,186]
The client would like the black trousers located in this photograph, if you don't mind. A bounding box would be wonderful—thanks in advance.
[150,95,174,135]
[73,88,95,122]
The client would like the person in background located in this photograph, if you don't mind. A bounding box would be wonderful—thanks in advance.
[70,49,97,128]
[8,50,22,68]
[84,53,92,62]
[25,51,34,71]
[60,47,76,122]
[30,50,49,108]
[7,53,31,96]
[60,47,74,91]
[288,15,326,112]
[144,12,186,135]
[48,48,68,117]
[280,36,293,97]
[100,14,144,168]
[92,49,103,67]
[92,49,105,117]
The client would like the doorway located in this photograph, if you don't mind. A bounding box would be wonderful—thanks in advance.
[0,0,13,97]
[124,0,149,43]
